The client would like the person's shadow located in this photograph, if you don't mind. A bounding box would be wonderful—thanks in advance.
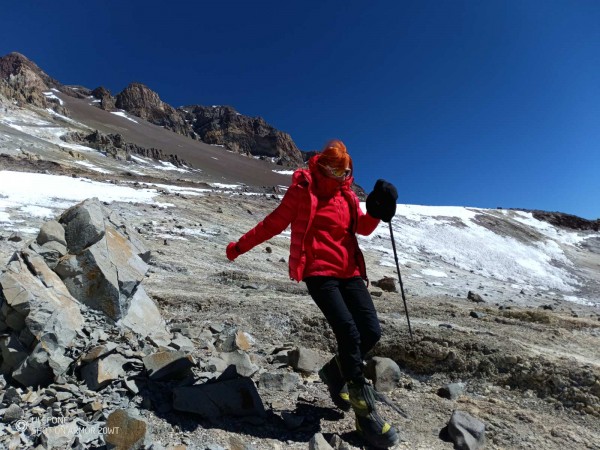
[134,364,351,446]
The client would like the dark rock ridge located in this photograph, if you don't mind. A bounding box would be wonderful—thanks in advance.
[91,82,306,166]
[62,130,190,168]
[511,208,600,231]
[531,210,599,231]
[180,105,304,167]
[97,84,305,166]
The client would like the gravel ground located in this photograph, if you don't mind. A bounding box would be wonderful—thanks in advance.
[1,155,599,449]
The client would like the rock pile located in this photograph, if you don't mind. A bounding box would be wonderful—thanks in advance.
[0,198,174,447]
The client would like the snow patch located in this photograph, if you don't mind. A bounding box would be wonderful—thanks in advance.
[111,111,139,124]
[155,161,189,173]
[563,295,596,306]
[210,183,240,189]
[73,161,113,174]
[0,171,162,224]
[364,203,584,293]
[20,205,54,218]
[421,269,448,278]
[43,91,64,105]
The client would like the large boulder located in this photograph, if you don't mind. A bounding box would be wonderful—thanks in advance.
[81,353,128,390]
[287,347,329,374]
[364,356,402,392]
[117,286,171,343]
[104,409,150,450]
[36,220,67,247]
[55,198,149,321]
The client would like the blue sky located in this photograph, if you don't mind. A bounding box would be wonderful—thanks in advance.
[2,1,599,219]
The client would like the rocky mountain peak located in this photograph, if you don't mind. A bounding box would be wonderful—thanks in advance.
[0,52,61,91]
[115,82,190,137]
[116,82,164,112]
[0,52,31,73]
[0,52,64,109]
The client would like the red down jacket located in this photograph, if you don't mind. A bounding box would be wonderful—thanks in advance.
[236,155,380,282]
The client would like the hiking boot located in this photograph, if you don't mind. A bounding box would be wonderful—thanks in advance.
[349,380,399,449]
[318,356,351,411]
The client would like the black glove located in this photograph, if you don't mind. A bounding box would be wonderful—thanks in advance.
[366,179,398,222]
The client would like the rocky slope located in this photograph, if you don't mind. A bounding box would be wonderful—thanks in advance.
[0,154,599,449]
[527,210,600,232]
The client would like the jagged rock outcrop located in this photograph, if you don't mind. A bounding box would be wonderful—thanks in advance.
[61,130,190,167]
[0,198,169,387]
[91,86,115,111]
[55,199,156,323]
[115,82,190,136]
[0,52,85,114]
[180,105,304,166]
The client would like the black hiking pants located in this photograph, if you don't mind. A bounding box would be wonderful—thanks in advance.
[305,276,381,382]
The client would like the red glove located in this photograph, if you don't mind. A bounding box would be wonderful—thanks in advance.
[226,242,242,261]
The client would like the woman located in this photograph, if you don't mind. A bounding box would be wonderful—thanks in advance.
[226,140,399,448]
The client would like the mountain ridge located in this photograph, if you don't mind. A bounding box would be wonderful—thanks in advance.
[0,52,305,166]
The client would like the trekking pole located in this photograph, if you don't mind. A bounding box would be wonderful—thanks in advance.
[388,221,414,340]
